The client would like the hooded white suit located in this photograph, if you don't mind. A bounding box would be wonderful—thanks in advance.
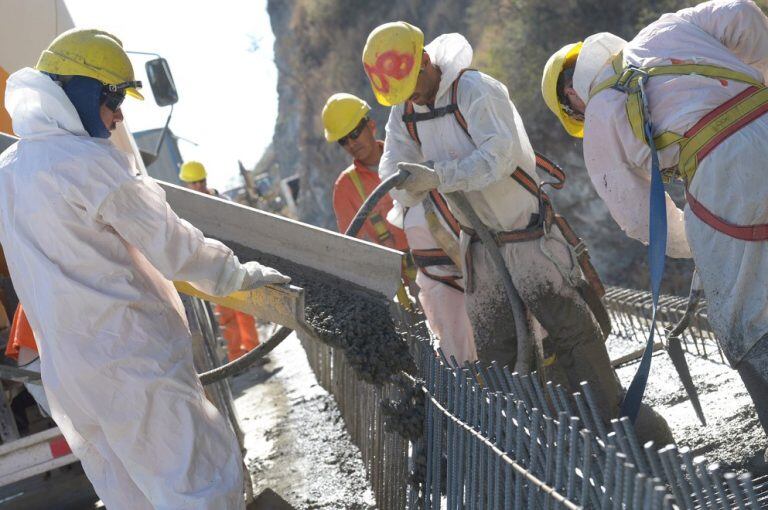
[575,0,768,435]
[380,34,672,444]
[0,68,247,509]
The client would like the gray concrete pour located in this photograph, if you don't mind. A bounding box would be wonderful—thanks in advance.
[232,331,376,510]
[607,334,768,475]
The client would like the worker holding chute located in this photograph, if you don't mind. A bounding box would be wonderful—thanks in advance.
[180,160,261,362]
[323,93,477,363]
[0,28,289,509]
[363,21,672,444]
[542,0,768,437]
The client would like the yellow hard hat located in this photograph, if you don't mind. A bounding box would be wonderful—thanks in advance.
[179,161,207,183]
[322,93,371,142]
[36,28,143,100]
[541,42,583,138]
[362,22,424,106]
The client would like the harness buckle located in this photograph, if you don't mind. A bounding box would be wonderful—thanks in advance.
[611,65,648,94]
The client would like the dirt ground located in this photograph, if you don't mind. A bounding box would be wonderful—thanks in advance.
[607,334,768,475]
[232,331,376,510]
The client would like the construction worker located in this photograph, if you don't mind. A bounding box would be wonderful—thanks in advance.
[180,161,261,362]
[323,93,477,364]
[542,0,768,438]
[364,22,672,444]
[0,29,290,509]
[324,93,408,249]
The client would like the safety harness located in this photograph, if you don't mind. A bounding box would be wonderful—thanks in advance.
[589,51,768,421]
[590,51,768,240]
[411,191,465,292]
[401,69,605,302]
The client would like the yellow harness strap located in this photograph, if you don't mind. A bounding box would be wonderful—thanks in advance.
[348,167,413,310]
[348,168,392,243]
[590,51,767,183]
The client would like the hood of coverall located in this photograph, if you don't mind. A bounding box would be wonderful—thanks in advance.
[573,32,627,106]
[5,67,89,139]
[425,33,474,103]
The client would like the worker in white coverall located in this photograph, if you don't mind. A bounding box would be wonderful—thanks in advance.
[322,93,477,364]
[542,0,768,440]
[363,22,673,445]
[0,29,290,509]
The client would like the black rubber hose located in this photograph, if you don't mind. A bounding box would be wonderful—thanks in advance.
[345,171,410,237]
[199,325,292,385]
[199,171,412,385]
[446,192,533,374]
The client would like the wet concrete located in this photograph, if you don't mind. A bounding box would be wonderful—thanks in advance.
[607,335,768,475]
[232,331,376,510]
[227,241,415,385]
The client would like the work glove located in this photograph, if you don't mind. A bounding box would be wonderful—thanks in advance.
[240,261,291,290]
[396,162,440,194]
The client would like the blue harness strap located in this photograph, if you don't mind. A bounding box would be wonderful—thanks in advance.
[617,71,668,422]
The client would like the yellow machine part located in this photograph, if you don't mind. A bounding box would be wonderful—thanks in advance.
[174,281,313,338]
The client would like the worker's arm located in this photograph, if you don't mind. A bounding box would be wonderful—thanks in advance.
[583,99,692,259]
[332,175,375,241]
[679,0,768,78]
[433,72,535,194]
[380,105,427,207]
[79,149,246,296]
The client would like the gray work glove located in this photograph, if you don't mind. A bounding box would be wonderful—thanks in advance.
[396,162,440,194]
[240,261,291,290]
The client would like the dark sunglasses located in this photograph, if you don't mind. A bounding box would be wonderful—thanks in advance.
[101,90,126,113]
[338,118,369,146]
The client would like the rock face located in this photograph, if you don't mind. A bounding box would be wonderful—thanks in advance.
[263,0,706,293]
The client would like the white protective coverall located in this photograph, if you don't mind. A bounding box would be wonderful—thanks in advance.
[576,0,768,433]
[402,201,477,364]
[380,34,671,443]
[0,68,247,509]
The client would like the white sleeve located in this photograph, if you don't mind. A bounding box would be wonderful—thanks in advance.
[433,73,534,193]
[583,104,692,259]
[380,105,426,207]
[680,0,768,78]
[98,176,246,296]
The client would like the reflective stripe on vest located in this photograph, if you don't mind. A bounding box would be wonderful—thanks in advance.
[347,168,392,243]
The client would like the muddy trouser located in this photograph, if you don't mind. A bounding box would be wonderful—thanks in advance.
[462,228,674,446]
[735,337,768,437]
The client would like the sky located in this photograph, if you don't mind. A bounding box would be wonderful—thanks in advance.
[64,0,278,191]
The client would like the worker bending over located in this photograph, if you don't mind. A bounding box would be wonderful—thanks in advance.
[365,22,671,444]
[323,93,476,364]
[180,161,261,362]
[542,0,768,439]
[0,29,289,509]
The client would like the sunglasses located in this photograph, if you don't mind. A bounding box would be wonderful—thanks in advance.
[338,118,369,146]
[101,90,126,113]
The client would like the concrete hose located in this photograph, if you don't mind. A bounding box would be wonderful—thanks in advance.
[199,325,292,385]
[446,191,533,375]
[344,170,410,237]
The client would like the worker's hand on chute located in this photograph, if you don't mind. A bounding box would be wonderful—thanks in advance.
[240,261,291,290]
[396,162,440,194]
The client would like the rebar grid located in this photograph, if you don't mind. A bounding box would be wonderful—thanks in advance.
[603,286,726,365]
[416,340,762,509]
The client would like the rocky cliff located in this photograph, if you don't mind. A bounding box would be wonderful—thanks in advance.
[263,0,767,293]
